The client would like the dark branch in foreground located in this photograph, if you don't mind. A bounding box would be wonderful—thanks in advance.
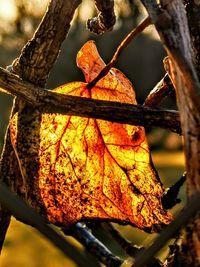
[133,191,200,267]
[0,182,123,266]
[0,67,181,134]
[0,183,94,267]
[0,206,10,251]
[141,0,200,115]
[63,223,123,267]
[0,0,82,252]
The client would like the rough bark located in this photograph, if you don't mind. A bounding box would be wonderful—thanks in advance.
[185,1,200,80]
[1,0,199,265]
[140,0,200,265]
[0,67,181,134]
[0,2,127,266]
[12,0,81,86]
[87,0,116,34]
[144,74,174,107]
[67,223,122,267]
[166,57,200,266]
[0,0,81,252]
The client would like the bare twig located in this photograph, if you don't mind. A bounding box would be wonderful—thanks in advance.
[87,0,116,34]
[133,191,200,267]
[87,16,152,89]
[63,223,123,267]
[0,183,96,267]
[144,73,174,108]
[0,67,181,134]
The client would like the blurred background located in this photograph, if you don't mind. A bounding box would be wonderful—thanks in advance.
[0,0,185,266]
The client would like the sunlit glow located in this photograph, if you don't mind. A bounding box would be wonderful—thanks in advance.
[78,0,94,22]
[24,0,48,17]
[0,0,17,21]
[10,40,172,229]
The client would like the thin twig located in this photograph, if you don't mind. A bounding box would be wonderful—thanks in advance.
[87,16,152,89]
[0,183,96,267]
[133,191,200,267]
[63,223,123,267]
[0,67,181,134]
[144,73,174,108]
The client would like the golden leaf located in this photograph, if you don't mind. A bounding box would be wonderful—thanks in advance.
[10,41,172,230]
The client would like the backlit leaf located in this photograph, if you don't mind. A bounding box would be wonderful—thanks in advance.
[10,41,172,231]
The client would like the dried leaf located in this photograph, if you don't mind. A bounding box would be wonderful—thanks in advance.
[10,41,172,230]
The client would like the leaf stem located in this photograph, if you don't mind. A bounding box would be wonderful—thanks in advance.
[87,16,152,89]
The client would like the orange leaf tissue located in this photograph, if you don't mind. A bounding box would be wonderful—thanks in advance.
[10,41,172,231]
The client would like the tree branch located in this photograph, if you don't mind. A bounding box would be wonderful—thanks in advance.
[12,0,81,87]
[140,0,200,115]
[140,1,200,265]
[0,67,181,134]
[87,16,152,89]
[102,223,141,256]
[161,173,186,210]
[87,0,116,34]
[0,182,123,266]
[133,191,200,267]
[64,223,123,267]
[144,73,174,108]
[184,1,200,80]
[0,0,81,253]
[0,183,96,267]
[102,223,163,267]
